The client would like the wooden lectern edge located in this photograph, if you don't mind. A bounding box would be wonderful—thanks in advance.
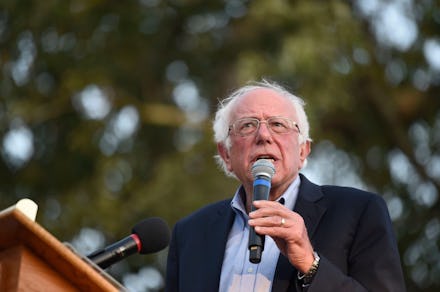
[0,205,126,291]
[63,241,128,290]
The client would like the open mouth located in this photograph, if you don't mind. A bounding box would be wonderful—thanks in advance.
[254,155,275,162]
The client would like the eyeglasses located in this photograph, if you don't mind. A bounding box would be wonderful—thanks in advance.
[229,117,301,137]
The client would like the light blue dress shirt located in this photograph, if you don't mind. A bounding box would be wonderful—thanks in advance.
[219,176,301,292]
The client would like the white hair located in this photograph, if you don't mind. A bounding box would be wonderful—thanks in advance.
[213,79,312,177]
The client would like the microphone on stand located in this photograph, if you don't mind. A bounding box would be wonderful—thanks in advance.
[87,217,170,269]
[248,159,275,264]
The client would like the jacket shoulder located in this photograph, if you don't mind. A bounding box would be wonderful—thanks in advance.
[177,199,231,226]
[300,174,387,210]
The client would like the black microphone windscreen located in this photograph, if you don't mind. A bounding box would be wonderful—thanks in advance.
[132,217,170,254]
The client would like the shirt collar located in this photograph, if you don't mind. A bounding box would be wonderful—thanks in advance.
[231,186,247,217]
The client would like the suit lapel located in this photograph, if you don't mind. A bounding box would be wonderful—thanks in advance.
[202,200,235,290]
[294,175,327,240]
[272,174,327,291]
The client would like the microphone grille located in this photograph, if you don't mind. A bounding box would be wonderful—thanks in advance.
[132,217,170,254]
[251,159,275,179]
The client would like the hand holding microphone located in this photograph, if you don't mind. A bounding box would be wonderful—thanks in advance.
[248,159,275,264]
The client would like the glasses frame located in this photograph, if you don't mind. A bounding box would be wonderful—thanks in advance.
[228,116,301,137]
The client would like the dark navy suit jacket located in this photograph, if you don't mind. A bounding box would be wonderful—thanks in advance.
[165,174,406,291]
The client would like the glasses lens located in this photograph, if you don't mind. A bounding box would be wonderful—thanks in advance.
[235,118,259,135]
[268,117,292,133]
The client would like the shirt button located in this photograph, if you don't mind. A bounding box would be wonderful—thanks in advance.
[247,267,253,273]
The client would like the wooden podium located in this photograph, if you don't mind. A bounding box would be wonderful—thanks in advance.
[0,199,125,291]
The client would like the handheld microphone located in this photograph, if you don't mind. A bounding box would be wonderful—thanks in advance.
[87,217,170,269]
[248,159,275,264]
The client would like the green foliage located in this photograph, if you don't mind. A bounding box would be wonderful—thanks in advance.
[1,0,439,290]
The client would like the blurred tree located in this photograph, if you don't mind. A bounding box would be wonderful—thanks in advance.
[0,0,439,290]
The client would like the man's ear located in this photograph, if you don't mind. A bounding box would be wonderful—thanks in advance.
[299,140,311,169]
[217,143,232,171]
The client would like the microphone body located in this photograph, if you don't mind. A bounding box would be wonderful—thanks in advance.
[87,217,170,269]
[87,234,141,269]
[248,159,275,264]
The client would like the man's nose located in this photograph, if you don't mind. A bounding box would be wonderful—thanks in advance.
[256,121,273,141]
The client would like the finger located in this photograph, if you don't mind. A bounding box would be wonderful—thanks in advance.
[254,201,285,209]
[252,200,284,209]
[254,225,286,236]
[254,217,297,236]
[249,206,286,219]
[249,215,286,227]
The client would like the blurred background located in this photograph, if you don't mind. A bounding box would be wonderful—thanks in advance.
[1,0,439,291]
